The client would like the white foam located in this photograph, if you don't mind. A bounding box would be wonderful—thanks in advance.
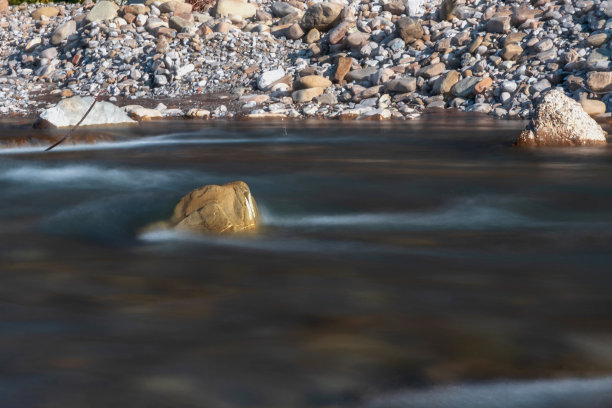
[0,164,201,188]
[370,377,612,408]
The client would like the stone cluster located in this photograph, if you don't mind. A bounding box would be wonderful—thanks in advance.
[0,0,610,120]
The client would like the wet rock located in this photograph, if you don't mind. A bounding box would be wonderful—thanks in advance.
[301,2,343,31]
[517,89,607,146]
[167,181,260,234]
[395,17,424,43]
[36,96,137,128]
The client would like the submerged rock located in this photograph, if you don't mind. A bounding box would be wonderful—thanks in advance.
[168,181,260,233]
[516,89,607,147]
[36,96,137,128]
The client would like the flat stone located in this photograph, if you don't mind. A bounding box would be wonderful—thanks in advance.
[292,87,324,103]
[346,31,370,50]
[169,15,194,31]
[416,62,445,79]
[295,75,331,89]
[345,67,378,83]
[271,2,300,17]
[385,77,416,93]
[451,76,480,97]
[433,70,459,94]
[586,33,609,48]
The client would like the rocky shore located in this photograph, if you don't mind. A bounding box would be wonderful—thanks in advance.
[0,0,610,121]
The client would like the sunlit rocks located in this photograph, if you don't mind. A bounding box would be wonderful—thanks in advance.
[36,96,137,128]
[517,89,607,147]
[168,181,260,233]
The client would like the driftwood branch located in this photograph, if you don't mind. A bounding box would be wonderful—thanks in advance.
[45,91,106,152]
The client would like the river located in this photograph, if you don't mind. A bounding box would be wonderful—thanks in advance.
[1,114,611,408]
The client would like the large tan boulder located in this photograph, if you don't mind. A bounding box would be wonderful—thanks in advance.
[0,0,8,13]
[517,89,607,147]
[31,6,59,20]
[215,0,257,19]
[169,181,260,233]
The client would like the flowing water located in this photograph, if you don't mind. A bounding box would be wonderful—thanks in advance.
[1,114,612,408]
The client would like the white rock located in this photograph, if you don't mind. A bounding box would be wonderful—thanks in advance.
[257,68,285,91]
[37,96,137,128]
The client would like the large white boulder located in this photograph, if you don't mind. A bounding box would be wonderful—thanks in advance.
[517,89,607,147]
[36,96,137,128]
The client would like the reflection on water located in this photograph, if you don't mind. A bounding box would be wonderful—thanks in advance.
[0,116,612,408]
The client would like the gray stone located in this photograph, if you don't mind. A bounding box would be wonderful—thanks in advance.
[486,15,510,33]
[385,77,417,93]
[50,20,76,45]
[451,76,480,97]
[345,67,378,83]
[301,2,343,31]
[271,2,300,17]
[40,47,57,60]
[532,79,551,93]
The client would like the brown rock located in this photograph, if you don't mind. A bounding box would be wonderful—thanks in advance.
[0,0,8,13]
[334,57,352,82]
[301,2,343,31]
[474,76,493,93]
[383,0,405,15]
[168,181,260,233]
[123,12,136,24]
[295,75,332,89]
[440,0,457,21]
[433,70,459,94]
[468,36,483,54]
[586,71,612,93]
[286,23,304,40]
[328,21,350,44]
[416,62,445,78]
[345,31,369,49]
[395,17,424,43]
[306,28,320,43]
[565,75,584,91]
[123,4,147,15]
[586,33,608,48]
[504,31,526,46]
[502,43,523,60]
[31,6,59,20]
[511,6,536,26]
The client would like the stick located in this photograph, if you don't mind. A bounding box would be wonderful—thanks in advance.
[45,91,106,152]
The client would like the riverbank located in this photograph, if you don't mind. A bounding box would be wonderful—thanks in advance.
[0,0,610,122]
